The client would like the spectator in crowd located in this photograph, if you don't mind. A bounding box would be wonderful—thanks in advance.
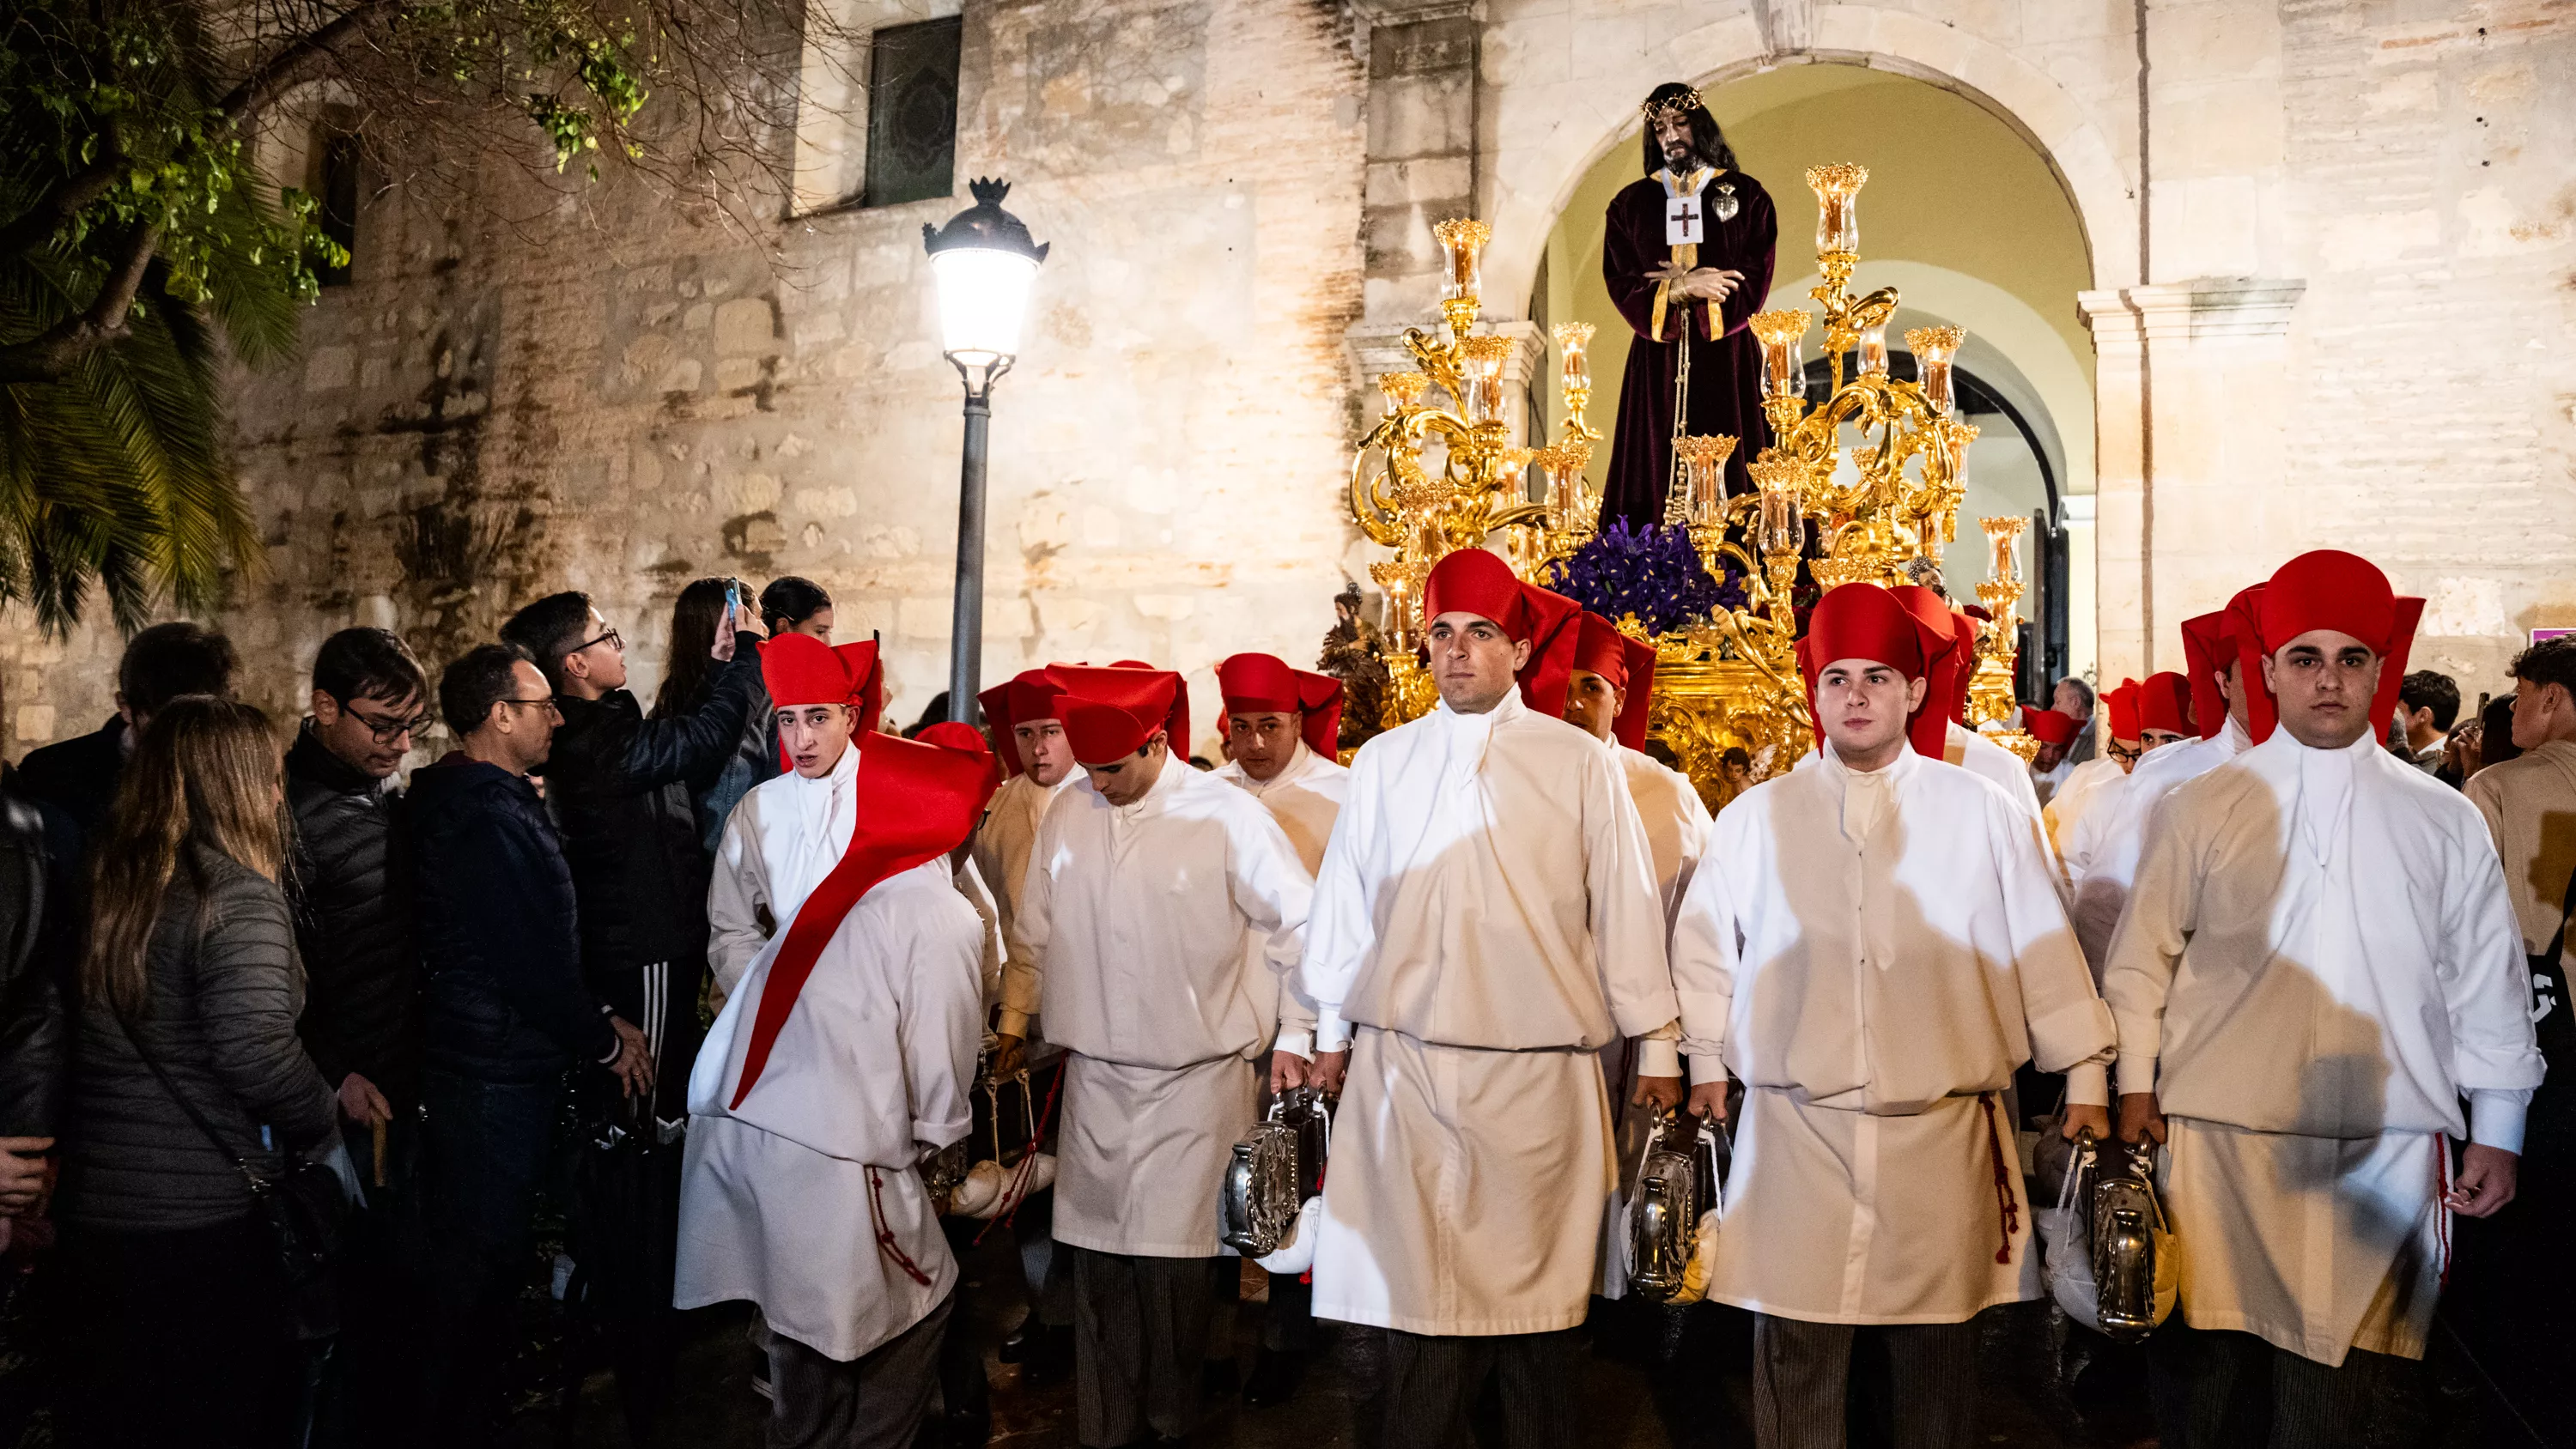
[15,621,238,846]
[654,578,777,854]
[0,775,74,1249]
[758,576,835,641]
[2052,675,2098,767]
[286,627,432,1440]
[56,697,340,1448]
[410,645,653,1446]
[2397,669,2461,773]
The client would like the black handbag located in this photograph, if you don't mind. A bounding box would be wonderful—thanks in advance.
[117,1010,349,1341]
[2524,864,2576,1161]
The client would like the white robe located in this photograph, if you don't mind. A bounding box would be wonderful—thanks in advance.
[2069,718,2249,976]
[2044,755,2127,867]
[1793,722,2044,825]
[2101,731,2544,1364]
[1214,742,1348,1058]
[1012,758,1313,1257]
[1300,691,1680,1335]
[975,770,1070,1039]
[1668,743,2114,1324]
[679,753,986,1361]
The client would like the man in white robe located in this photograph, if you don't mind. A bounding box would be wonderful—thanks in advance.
[1565,610,1713,1300]
[1300,549,1684,1449]
[2071,596,2261,974]
[2046,679,2138,864]
[1932,602,2046,822]
[678,635,996,1449]
[1005,664,1315,1448]
[2104,550,2544,1445]
[1670,581,2115,1449]
[1209,651,1348,1407]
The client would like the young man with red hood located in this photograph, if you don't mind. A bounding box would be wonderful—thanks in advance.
[1299,549,1684,1449]
[677,633,999,1448]
[2051,672,2193,893]
[975,666,1079,1055]
[2104,550,2543,1443]
[1668,581,2114,1449]
[1006,664,1315,1449]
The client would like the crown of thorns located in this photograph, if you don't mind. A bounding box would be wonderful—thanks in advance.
[1640,88,1704,120]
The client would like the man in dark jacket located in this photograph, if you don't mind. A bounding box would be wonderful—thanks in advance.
[0,779,76,1240]
[288,627,433,1442]
[411,644,651,1446]
[14,621,238,847]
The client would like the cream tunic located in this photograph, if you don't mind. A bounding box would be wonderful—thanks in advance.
[2102,731,2543,1364]
[1301,691,1680,1336]
[2044,755,2127,867]
[1012,758,1314,1257]
[2069,718,2249,975]
[1669,744,2114,1325]
[1951,721,2044,822]
[1214,741,1349,875]
[679,755,985,1361]
[975,770,1071,1039]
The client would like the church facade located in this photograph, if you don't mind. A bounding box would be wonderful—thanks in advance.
[7,0,2572,755]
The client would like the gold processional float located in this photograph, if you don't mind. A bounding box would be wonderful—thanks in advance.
[1349,163,2038,809]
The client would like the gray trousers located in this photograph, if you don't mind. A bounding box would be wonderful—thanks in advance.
[1751,1313,1978,1449]
[766,1294,951,1449]
[1072,1246,1227,1446]
[2147,1321,2422,1449]
[1379,1327,1580,1449]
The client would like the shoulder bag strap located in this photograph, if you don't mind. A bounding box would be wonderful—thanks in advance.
[112,1006,273,1195]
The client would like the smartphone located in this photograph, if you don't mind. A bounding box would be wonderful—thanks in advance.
[723,579,743,630]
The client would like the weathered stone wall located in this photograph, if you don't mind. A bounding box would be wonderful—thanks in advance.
[6,0,1367,759]
[9,0,2573,759]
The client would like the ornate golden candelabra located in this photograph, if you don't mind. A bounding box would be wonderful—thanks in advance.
[1352,166,2035,795]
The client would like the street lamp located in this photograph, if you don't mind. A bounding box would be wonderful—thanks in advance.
[923,177,1048,728]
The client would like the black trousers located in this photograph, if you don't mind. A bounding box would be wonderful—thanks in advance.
[1263,1270,1315,1353]
[60,1215,300,1449]
[1071,1247,1226,1446]
[2147,1320,2423,1449]
[1749,1313,1977,1449]
[1379,1326,1581,1449]
[768,1294,952,1449]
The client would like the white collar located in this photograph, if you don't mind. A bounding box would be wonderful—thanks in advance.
[1231,739,1313,795]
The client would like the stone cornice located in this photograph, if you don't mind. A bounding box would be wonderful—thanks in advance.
[2077,279,2307,350]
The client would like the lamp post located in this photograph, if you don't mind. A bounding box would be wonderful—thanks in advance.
[923,178,1048,728]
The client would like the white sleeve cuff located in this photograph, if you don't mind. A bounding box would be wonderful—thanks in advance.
[1635,1037,1681,1078]
[2062,1062,2110,1109]
[1313,1005,1351,1053]
[2113,1052,2158,1098]
[1687,1053,1728,1086]
[2467,1088,2532,1155]
[1273,1028,1314,1060]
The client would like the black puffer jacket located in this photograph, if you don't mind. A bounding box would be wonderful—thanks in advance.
[285,728,418,1105]
[12,715,125,848]
[409,755,613,1085]
[58,845,339,1233]
[0,782,76,1137]
[541,639,761,977]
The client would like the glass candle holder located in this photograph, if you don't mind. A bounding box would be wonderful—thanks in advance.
[1749,455,1805,557]
[1983,515,2026,585]
[1552,321,1595,393]
[1857,323,1889,377]
[1459,334,1513,424]
[1805,163,1868,256]
[1672,434,1738,529]
[1433,218,1492,306]
[1905,326,1965,414]
[1384,576,1416,652]
[1751,310,1811,401]
[1378,370,1429,414]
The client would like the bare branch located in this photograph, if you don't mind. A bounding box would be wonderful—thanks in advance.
[216,0,408,122]
[0,223,162,384]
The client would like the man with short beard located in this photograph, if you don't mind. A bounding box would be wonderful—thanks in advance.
[1598,82,1777,530]
[1668,582,2112,1449]
[1301,549,1683,1449]
[2105,550,2542,1442]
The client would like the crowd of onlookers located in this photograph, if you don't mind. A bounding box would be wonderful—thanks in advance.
[0,578,843,1447]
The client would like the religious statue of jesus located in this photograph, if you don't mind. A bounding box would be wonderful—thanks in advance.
[1599,82,1778,534]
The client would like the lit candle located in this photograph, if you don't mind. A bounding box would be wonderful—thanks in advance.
[1857,323,1888,377]
[1460,334,1513,424]
[1552,322,1594,392]
[1805,163,1868,257]
[1751,310,1810,401]
[1750,455,1803,557]
[1905,326,1964,415]
[1673,435,1738,529]
[1433,218,1492,306]
[1385,577,1414,651]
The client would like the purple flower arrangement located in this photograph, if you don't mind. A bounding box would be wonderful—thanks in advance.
[1542,519,1746,637]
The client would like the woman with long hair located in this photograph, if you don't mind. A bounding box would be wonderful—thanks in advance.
[57,695,340,1448]
[657,575,779,852]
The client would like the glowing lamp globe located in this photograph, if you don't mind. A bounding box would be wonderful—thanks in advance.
[921,177,1050,369]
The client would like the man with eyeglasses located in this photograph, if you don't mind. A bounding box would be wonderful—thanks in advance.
[286,627,435,1434]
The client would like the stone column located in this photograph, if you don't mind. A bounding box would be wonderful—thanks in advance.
[2079,278,2305,681]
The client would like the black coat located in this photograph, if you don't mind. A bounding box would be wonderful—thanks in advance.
[285,728,419,1104]
[409,754,613,1084]
[0,779,76,1137]
[12,716,125,848]
[541,640,761,979]
[58,844,339,1233]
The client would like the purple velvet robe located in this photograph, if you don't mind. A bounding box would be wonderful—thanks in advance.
[1600,169,1778,534]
